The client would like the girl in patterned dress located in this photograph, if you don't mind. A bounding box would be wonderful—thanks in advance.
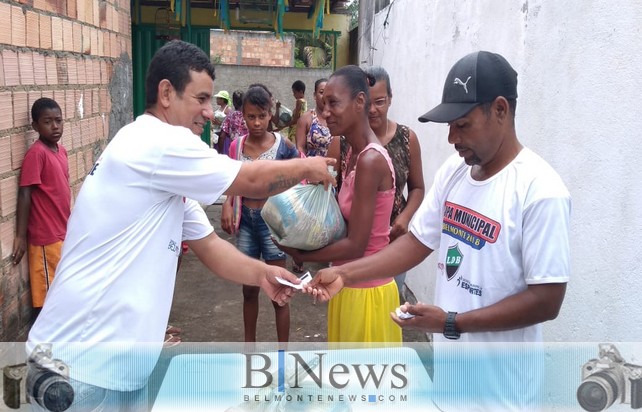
[217,90,248,155]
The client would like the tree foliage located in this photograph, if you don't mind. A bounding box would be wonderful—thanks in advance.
[348,0,359,31]
[293,32,334,68]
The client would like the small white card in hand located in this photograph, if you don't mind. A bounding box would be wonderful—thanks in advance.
[276,271,312,290]
[396,307,415,319]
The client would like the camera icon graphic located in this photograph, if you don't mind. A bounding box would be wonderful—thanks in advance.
[577,343,642,411]
[3,344,74,411]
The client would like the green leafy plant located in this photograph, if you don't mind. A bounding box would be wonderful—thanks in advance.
[348,0,359,31]
[303,46,328,67]
[291,32,334,68]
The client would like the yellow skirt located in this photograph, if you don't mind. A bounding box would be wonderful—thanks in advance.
[327,279,402,344]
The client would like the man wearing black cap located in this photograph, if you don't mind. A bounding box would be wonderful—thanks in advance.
[307,51,571,410]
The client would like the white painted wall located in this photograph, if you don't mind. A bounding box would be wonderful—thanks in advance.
[362,0,642,341]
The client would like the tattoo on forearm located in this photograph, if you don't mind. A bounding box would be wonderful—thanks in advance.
[268,175,299,194]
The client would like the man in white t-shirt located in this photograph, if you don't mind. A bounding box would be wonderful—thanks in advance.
[306,51,571,411]
[25,40,336,412]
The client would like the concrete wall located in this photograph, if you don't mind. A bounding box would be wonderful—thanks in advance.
[362,0,642,342]
[213,64,332,112]
[0,0,132,340]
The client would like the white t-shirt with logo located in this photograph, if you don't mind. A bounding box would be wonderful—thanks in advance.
[410,148,571,411]
[27,114,242,390]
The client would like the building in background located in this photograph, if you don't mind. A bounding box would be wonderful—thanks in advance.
[131,0,352,144]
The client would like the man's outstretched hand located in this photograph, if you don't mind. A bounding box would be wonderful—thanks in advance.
[261,267,301,306]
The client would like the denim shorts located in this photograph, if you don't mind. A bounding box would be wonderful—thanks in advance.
[237,204,286,262]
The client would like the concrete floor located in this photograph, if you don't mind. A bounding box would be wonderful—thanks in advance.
[167,203,429,344]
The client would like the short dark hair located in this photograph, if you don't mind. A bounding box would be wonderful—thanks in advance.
[232,90,244,110]
[248,83,273,98]
[31,97,62,122]
[365,66,392,97]
[330,65,376,108]
[145,40,216,109]
[243,86,272,111]
[314,78,328,92]
[292,80,306,93]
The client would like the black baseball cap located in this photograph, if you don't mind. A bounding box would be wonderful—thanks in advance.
[418,51,518,123]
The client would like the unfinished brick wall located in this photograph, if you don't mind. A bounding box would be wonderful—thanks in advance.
[210,30,294,67]
[0,0,132,340]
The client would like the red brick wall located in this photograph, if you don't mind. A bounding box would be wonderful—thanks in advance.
[210,30,294,67]
[0,0,131,340]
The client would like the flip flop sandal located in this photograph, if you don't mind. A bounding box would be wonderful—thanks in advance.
[163,333,181,348]
[292,261,304,274]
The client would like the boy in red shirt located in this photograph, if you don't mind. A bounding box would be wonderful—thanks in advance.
[12,98,71,317]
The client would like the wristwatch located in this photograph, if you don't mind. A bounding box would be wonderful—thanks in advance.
[443,311,461,340]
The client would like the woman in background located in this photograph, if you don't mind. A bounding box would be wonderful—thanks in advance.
[211,90,233,147]
[296,78,340,162]
[365,66,425,298]
[218,90,248,155]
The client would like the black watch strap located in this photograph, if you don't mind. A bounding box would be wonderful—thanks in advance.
[443,311,461,340]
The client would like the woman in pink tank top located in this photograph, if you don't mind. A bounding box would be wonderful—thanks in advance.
[276,65,402,344]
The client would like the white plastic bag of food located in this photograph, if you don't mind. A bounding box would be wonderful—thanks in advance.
[277,105,293,128]
[261,183,346,251]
